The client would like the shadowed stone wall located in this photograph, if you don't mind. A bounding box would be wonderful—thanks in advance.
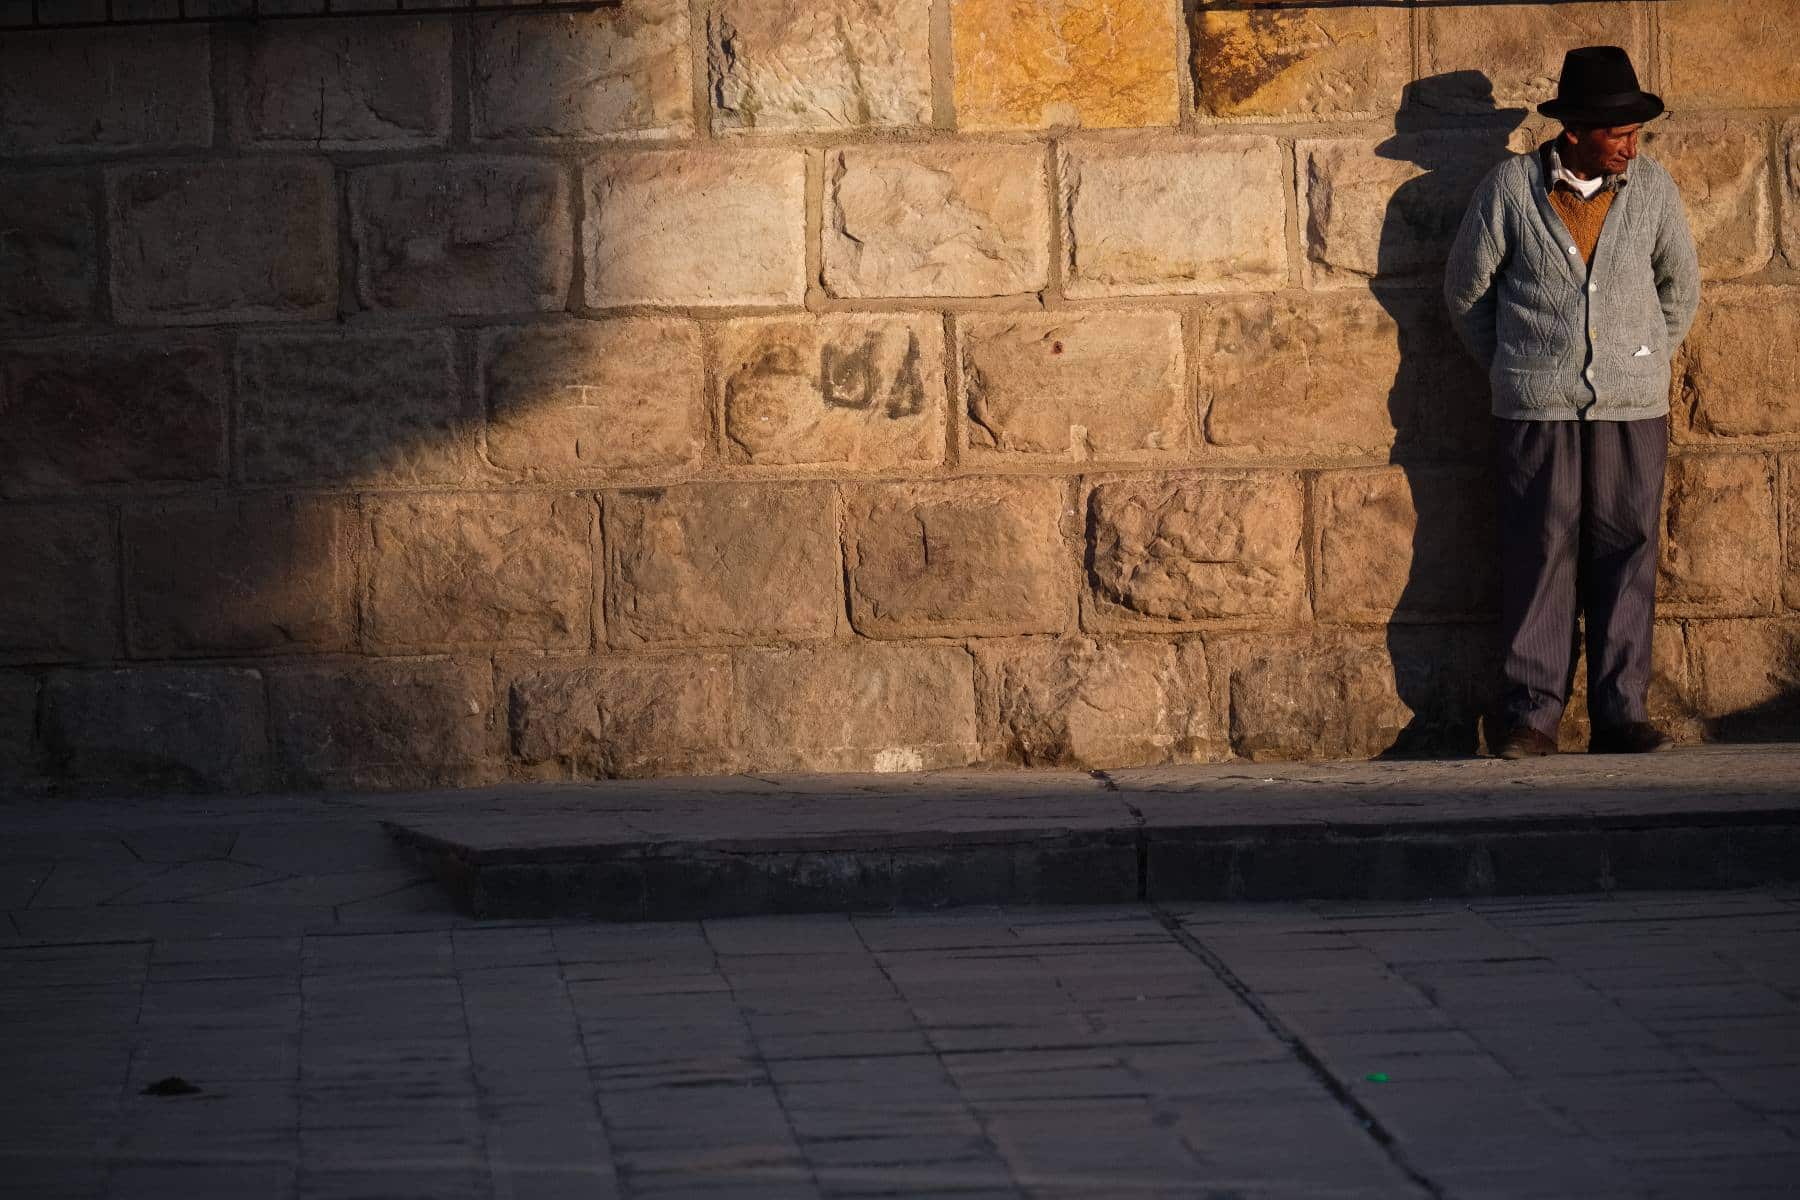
[1,0,1796,792]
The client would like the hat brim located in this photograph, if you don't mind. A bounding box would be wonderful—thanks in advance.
[1538,93,1665,126]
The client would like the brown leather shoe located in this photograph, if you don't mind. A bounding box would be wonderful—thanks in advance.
[1589,721,1674,754]
[1497,726,1558,759]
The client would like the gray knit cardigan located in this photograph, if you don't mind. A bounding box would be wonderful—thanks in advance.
[1443,141,1700,421]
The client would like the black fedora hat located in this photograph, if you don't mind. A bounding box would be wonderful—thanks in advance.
[1538,46,1664,126]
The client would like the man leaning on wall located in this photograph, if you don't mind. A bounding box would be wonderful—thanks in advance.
[1444,46,1701,760]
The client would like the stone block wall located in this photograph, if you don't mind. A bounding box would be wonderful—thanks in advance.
[1,0,1797,792]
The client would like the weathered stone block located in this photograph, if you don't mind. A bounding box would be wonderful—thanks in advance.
[824,144,1048,299]
[961,310,1185,462]
[1191,3,1408,120]
[1785,123,1800,271]
[237,330,471,486]
[0,673,36,782]
[1419,3,1643,112]
[0,507,117,663]
[1644,121,1772,281]
[481,320,706,478]
[508,653,733,779]
[1690,619,1800,737]
[1086,473,1306,628]
[1660,0,1800,110]
[719,314,944,468]
[1314,467,1498,623]
[586,149,806,307]
[0,339,225,495]
[0,29,211,155]
[1198,292,1484,461]
[1300,136,1507,288]
[351,159,572,314]
[735,642,978,773]
[42,668,265,792]
[0,173,96,331]
[270,658,499,790]
[366,494,595,654]
[844,478,1075,638]
[1677,289,1800,440]
[472,1,693,140]
[125,496,353,655]
[233,18,449,147]
[605,483,841,647]
[951,0,1179,131]
[1786,456,1800,612]
[1659,453,1780,614]
[108,160,337,325]
[975,636,1219,767]
[709,0,931,133]
[1219,627,1487,760]
[1061,138,1288,297]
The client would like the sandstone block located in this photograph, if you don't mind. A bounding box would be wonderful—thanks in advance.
[482,320,706,478]
[508,653,733,779]
[1659,454,1780,614]
[1785,123,1800,271]
[0,29,211,155]
[824,144,1048,299]
[1313,467,1499,623]
[366,493,595,654]
[270,658,499,790]
[0,507,117,663]
[0,173,96,331]
[234,18,450,147]
[237,330,471,486]
[1677,289,1800,440]
[42,668,265,792]
[975,636,1219,768]
[1419,3,1643,113]
[108,160,336,325]
[735,642,978,773]
[1061,138,1287,297]
[1191,4,1408,120]
[1661,0,1800,110]
[844,478,1075,638]
[951,0,1179,131]
[1786,456,1800,611]
[125,496,353,656]
[0,339,225,496]
[0,673,37,783]
[605,483,841,647]
[719,314,944,468]
[1300,136,1507,288]
[1690,619,1800,738]
[1644,121,1772,281]
[1086,473,1306,628]
[586,149,806,307]
[961,310,1185,462]
[351,159,572,314]
[473,2,692,140]
[1220,627,1488,760]
[709,0,932,133]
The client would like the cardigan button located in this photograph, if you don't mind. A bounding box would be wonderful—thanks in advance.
[1588,283,1597,292]
[1568,246,1578,254]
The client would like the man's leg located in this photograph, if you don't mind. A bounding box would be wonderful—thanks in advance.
[1497,418,1583,738]
[1579,416,1668,728]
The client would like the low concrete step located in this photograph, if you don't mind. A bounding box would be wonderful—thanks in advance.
[382,744,1800,920]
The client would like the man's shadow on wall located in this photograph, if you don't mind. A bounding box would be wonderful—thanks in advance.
[1373,72,1525,756]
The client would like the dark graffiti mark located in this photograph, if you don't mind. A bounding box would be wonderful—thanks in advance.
[820,331,926,419]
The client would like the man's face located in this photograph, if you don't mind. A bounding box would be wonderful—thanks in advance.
[1564,123,1643,176]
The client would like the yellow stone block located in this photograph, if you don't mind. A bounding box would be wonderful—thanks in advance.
[1661,0,1800,109]
[952,0,1180,131]
[1192,3,1408,120]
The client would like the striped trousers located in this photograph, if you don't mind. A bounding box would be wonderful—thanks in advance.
[1496,416,1667,737]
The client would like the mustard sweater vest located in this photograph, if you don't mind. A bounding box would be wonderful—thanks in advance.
[1547,184,1616,266]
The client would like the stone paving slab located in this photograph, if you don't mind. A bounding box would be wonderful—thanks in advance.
[367,746,1800,919]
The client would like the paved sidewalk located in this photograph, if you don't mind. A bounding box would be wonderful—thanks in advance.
[3,782,1798,1198]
